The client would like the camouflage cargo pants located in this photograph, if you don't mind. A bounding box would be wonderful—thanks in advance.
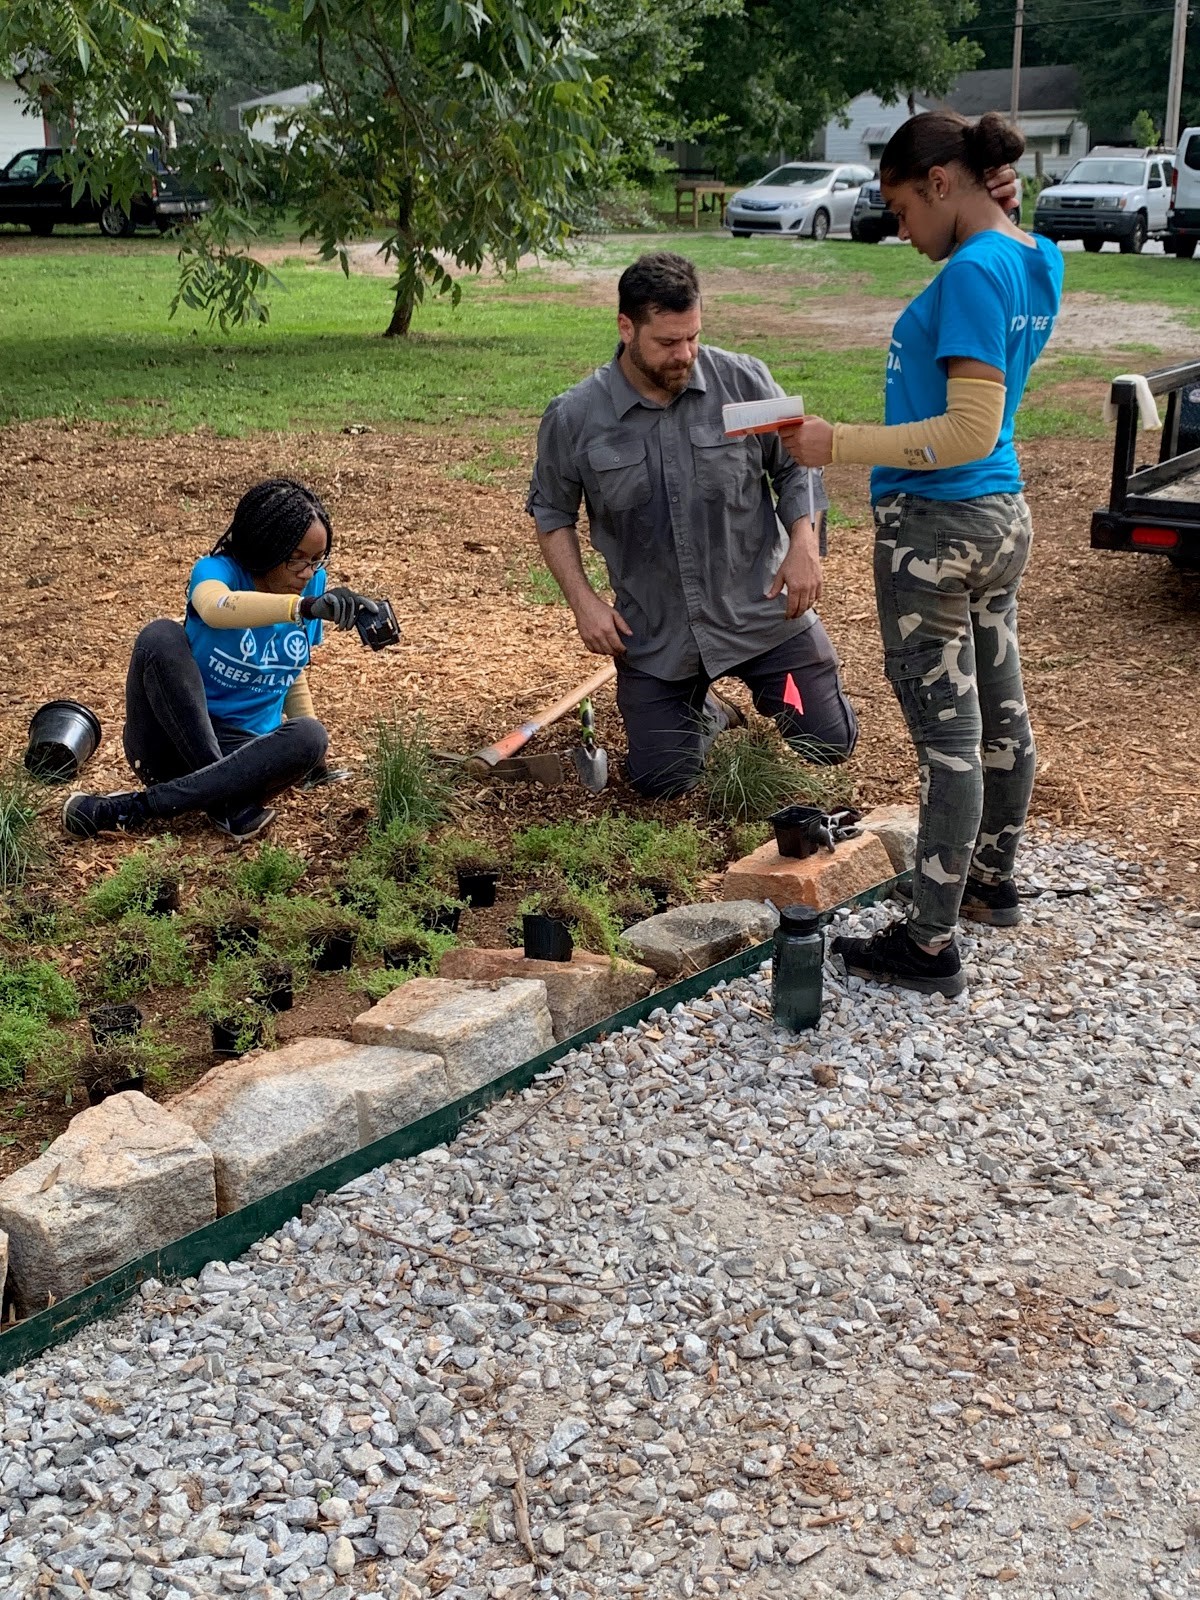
[873,492,1036,950]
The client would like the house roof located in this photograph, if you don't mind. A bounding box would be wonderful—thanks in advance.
[936,65,1080,116]
[233,82,323,113]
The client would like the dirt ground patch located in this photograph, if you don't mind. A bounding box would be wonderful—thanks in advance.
[2,419,1197,893]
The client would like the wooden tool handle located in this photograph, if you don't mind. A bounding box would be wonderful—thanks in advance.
[471,663,617,766]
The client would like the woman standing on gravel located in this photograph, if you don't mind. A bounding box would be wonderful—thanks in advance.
[781,111,1064,998]
[62,478,380,843]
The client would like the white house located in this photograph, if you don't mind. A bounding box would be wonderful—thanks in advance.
[822,66,1089,179]
[233,82,322,147]
[0,77,52,166]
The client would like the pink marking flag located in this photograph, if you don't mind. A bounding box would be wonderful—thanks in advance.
[782,672,804,714]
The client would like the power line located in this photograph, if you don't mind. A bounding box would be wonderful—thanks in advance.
[954,5,1183,33]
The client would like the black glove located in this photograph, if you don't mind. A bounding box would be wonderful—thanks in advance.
[300,587,380,631]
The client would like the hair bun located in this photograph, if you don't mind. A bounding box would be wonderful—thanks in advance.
[966,112,1026,172]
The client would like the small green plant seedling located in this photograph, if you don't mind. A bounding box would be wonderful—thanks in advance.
[369,715,452,830]
[87,839,181,920]
[0,770,40,892]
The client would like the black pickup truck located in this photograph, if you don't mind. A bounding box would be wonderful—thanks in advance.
[0,145,210,237]
[1091,360,1200,571]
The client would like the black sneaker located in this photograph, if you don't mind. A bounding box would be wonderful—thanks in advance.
[62,791,150,839]
[209,803,276,842]
[832,919,967,998]
[893,873,1021,928]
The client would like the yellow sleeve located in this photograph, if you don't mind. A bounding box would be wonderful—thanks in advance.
[831,377,1006,472]
[283,671,315,721]
[192,578,300,629]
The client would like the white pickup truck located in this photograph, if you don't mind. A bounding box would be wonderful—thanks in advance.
[1033,147,1174,254]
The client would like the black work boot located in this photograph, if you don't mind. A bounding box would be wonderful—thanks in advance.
[894,874,1021,928]
[62,791,151,839]
[832,919,967,998]
[958,876,1021,927]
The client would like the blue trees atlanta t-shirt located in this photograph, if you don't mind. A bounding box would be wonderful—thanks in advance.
[184,555,326,735]
[871,231,1064,503]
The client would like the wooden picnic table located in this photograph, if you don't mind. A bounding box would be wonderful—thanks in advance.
[674,180,732,228]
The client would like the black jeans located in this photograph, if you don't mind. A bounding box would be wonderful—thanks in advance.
[123,619,328,820]
[616,621,858,799]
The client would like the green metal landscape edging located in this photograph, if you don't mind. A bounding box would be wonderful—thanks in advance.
[0,874,901,1375]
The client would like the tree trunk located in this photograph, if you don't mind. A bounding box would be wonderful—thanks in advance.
[384,201,415,338]
[384,285,414,338]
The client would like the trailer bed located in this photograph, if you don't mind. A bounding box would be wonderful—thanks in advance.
[1141,465,1200,504]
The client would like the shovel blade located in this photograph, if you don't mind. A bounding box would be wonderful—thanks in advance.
[572,743,609,793]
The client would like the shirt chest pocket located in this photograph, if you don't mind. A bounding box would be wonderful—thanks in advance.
[689,424,760,508]
[586,438,652,514]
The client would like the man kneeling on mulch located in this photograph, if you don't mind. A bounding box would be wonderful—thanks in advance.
[527,250,858,798]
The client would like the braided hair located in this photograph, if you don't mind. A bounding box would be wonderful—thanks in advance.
[212,478,334,576]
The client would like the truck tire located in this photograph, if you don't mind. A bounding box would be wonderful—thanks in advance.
[99,203,137,239]
[1119,214,1147,254]
[1174,238,1198,260]
[28,219,55,236]
[851,222,881,243]
[1083,238,1103,252]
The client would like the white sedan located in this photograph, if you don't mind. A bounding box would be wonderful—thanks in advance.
[725,162,875,241]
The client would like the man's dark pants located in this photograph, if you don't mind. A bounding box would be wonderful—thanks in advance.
[617,621,858,798]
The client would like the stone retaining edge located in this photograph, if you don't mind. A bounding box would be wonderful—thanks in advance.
[0,874,901,1375]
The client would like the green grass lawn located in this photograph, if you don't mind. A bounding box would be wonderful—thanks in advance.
[0,228,1194,440]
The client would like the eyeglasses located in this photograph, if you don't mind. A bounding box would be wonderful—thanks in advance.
[284,552,328,576]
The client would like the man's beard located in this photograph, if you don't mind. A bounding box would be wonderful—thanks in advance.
[627,332,695,395]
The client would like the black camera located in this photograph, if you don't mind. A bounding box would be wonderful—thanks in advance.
[355,598,401,651]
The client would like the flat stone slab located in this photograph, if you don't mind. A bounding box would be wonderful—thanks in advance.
[722,831,894,913]
[857,803,919,874]
[171,1038,446,1215]
[352,977,554,1097]
[622,901,780,980]
[0,1092,215,1317]
[438,948,657,1041]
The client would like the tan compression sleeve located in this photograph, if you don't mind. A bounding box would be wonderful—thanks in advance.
[831,377,1006,472]
[282,671,315,721]
[191,579,300,629]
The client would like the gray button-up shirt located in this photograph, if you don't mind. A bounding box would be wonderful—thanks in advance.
[526,343,827,681]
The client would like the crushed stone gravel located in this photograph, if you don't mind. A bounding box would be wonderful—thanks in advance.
[2,826,1198,1600]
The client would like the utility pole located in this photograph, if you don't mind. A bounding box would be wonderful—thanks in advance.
[1010,0,1025,123]
[1164,0,1188,149]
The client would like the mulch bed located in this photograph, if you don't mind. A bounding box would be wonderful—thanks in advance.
[0,420,1196,1176]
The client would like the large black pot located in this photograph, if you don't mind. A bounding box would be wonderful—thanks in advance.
[88,1003,144,1047]
[522,913,573,963]
[24,700,102,784]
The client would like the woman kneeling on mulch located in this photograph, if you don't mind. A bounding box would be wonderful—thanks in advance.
[63,477,380,844]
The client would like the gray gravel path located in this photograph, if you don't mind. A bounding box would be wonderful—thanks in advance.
[2,824,1199,1600]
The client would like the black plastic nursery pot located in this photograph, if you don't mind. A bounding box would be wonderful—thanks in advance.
[641,878,671,915]
[255,964,294,1014]
[147,880,181,917]
[212,1018,264,1058]
[769,804,829,860]
[522,913,574,963]
[88,1004,144,1047]
[309,930,357,973]
[214,920,260,955]
[382,938,427,970]
[456,868,500,909]
[420,905,462,936]
[24,700,102,784]
[86,1073,146,1107]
